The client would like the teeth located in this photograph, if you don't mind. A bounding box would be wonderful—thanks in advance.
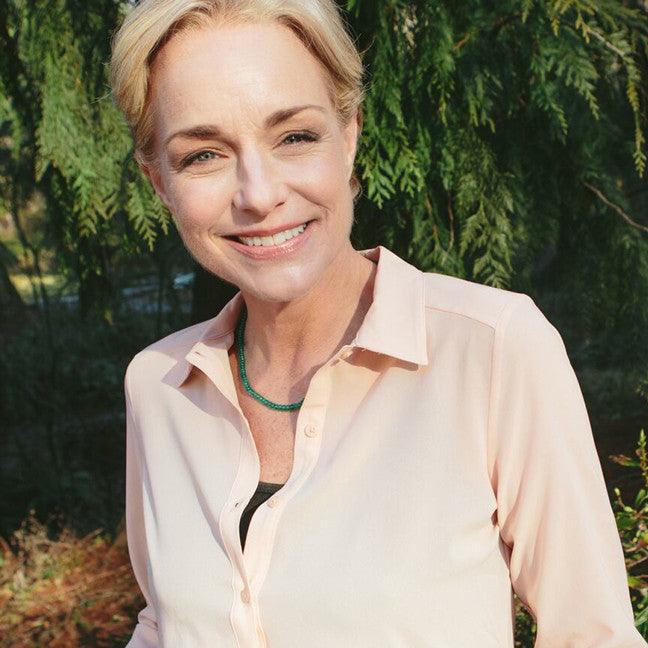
[238,223,307,247]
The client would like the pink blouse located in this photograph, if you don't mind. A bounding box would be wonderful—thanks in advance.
[124,245,645,647]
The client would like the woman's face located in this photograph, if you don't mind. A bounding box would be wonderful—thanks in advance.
[142,20,360,303]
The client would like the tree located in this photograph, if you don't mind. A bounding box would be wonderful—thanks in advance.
[0,0,169,320]
[343,0,648,413]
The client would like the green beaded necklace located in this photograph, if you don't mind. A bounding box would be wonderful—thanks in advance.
[235,304,304,411]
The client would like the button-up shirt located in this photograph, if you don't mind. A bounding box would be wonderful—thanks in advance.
[124,245,645,647]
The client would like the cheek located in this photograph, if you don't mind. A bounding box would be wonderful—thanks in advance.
[290,149,350,211]
[166,176,229,233]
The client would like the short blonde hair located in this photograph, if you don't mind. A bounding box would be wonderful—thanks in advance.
[110,0,365,198]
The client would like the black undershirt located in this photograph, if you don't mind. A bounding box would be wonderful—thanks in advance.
[239,481,285,552]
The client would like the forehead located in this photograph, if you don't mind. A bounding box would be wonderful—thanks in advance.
[149,21,334,136]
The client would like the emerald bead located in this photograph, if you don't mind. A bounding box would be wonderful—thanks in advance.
[235,304,304,411]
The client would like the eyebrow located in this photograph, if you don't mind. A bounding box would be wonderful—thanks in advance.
[163,104,326,148]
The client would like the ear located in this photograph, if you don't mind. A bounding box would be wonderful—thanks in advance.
[137,156,174,212]
[342,108,362,179]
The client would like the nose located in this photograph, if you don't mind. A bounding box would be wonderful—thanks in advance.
[232,146,287,218]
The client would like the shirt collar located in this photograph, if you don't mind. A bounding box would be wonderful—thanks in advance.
[166,245,428,388]
[353,245,428,366]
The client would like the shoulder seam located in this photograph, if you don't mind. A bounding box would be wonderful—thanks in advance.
[422,272,528,330]
[424,304,498,331]
[423,299,528,331]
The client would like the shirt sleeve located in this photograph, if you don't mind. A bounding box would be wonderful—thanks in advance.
[124,365,160,648]
[488,294,646,647]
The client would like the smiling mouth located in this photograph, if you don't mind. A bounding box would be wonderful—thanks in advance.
[226,220,313,247]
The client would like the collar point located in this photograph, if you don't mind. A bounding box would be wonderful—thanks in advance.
[164,358,194,388]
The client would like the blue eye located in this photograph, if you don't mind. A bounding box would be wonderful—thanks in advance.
[183,150,217,167]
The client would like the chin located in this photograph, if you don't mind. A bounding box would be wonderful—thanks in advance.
[239,269,323,304]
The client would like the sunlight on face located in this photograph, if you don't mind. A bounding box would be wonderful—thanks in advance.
[143,20,359,303]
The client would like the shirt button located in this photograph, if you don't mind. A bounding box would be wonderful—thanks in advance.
[240,587,251,604]
[304,423,318,437]
[267,498,278,508]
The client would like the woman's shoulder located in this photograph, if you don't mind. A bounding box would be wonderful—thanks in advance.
[124,315,218,391]
[420,269,557,343]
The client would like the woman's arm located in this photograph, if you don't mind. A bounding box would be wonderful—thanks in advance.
[124,365,159,648]
[488,295,646,647]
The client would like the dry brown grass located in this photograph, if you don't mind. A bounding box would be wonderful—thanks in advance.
[0,511,143,648]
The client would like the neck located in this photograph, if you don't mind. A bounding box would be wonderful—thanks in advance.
[239,242,376,376]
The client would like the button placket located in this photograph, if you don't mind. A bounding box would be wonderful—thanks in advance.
[241,369,332,645]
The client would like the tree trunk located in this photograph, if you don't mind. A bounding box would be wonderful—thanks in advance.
[0,251,28,340]
[190,262,238,324]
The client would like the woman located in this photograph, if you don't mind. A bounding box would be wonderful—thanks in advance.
[110,1,646,647]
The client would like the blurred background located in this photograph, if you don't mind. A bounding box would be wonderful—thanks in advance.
[0,0,647,645]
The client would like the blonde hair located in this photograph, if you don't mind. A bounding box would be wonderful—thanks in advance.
[109,0,365,198]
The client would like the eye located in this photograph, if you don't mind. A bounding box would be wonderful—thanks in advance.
[181,150,219,168]
[178,132,319,169]
[282,131,319,146]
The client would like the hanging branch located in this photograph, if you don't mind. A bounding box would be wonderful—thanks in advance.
[581,180,648,234]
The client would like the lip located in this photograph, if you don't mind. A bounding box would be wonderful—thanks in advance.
[224,219,315,260]
[227,219,312,239]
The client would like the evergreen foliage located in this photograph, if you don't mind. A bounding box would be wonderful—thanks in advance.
[346,0,647,286]
[0,0,169,316]
[0,2,646,323]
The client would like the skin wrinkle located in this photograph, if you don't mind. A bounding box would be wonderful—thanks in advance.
[163,104,328,152]
[139,20,376,400]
